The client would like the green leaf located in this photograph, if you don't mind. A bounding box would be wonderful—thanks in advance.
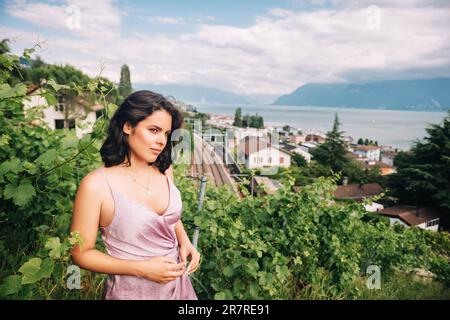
[43,92,57,106]
[39,258,54,279]
[60,135,79,150]
[19,258,42,285]
[3,183,15,200]
[223,265,234,277]
[0,275,22,296]
[14,83,27,96]
[19,258,53,285]
[214,291,226,300]
[46,79,69,92]
[35,149,58,166]
[0,83,14,99]
[13,180,36,207]
[45,237,62,259]
[0,158,21,175]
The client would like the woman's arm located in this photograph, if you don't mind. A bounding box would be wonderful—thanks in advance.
[166,165,201,273]
[70,171,185,283]
[165,165,192,247]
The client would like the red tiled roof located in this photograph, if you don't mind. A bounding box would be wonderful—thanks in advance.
[333,183,383,200]
[354,145,380,151]
[378,205,442,226]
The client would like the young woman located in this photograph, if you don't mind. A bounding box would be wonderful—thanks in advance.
[70,90,199,300]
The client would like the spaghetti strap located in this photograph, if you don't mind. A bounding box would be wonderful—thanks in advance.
[99,167,114,195]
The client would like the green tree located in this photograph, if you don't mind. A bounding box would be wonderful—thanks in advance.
[388,111,450,213]
[233,107,242,127]
[292,153,308,167]
[310,113,349,175]
[119,64,132,99]
[357,138,364,145]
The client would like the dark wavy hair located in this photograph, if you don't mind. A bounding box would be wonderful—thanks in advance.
[100,90,184,174]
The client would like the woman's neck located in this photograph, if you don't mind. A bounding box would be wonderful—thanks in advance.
[121,154,155,175]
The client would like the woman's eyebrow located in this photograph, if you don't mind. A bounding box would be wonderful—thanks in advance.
[148,124,171,132]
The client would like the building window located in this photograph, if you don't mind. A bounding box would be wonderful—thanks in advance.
[54,95,65,112]
[268,157,272,163]
[55,119,65,129]
[54,119,75,130]
[280,157,284,164]
[426,218,439,228]
[68,119,75,129]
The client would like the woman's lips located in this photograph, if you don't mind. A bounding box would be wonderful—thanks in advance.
[150,148,161,154]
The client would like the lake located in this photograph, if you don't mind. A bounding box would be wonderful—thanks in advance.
[194,103,448,151]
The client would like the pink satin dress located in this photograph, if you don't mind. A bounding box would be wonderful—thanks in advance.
[99,168,198,300]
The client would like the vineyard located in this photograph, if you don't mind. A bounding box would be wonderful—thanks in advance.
[1,47,449,300]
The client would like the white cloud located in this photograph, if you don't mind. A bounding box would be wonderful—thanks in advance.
[2,0,450,96]
[6,0,121,39]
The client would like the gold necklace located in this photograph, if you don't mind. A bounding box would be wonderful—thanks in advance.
[125,166,152,196]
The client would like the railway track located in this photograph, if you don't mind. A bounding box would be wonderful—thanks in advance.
[190,133,238,193]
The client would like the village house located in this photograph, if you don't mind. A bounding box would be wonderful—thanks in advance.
[380,150,398,167]
[377,205,443,232]
[333,182,384,212]
[352,145,381,162]
[279,143,312,163]
[361,160,397,175]
[305,133,326,144]
[24,84,102,139]
[289,134,306,145]
[299,141,319,153]
[237,136,291,170]
[227,127,269,149]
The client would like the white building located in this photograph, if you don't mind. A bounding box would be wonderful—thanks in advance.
[227,127,268,148]
[380,151,398,167]
[378,206,442,232]
[299,142,318,153]
[237,136,291,170]
[24,87,101,139]
[353,145,381,162]
[280,143,312,163]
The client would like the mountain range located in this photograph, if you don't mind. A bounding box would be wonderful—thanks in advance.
[273,78,450,112]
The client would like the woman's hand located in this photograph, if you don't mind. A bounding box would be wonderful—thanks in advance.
[179,242,201,275]
[135,256,186,284]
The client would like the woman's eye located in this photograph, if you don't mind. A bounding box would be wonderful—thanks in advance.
[149,128,158,133]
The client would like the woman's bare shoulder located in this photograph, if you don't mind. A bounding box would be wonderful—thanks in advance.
[77,167,109,195]
[165,165,174,182]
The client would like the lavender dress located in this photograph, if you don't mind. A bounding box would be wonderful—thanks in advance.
[99,168,198,300]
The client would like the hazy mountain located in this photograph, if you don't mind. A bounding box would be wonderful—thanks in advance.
[274,78,450,111]
[133,83,250,104]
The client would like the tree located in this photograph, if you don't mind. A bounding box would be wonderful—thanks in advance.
[388,111,450,213]
[233,107,242,127]
[357,138,364,145]
[119,64,132,98]
[310,113,349,175]
[292,153,308,167]
[283,125,290,132]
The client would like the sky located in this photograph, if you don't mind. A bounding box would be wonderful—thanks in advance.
[1,0,450,97]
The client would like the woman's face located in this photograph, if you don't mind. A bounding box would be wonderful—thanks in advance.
[123,109,173,163]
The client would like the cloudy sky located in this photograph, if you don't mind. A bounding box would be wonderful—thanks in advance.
[1,0,449,97]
